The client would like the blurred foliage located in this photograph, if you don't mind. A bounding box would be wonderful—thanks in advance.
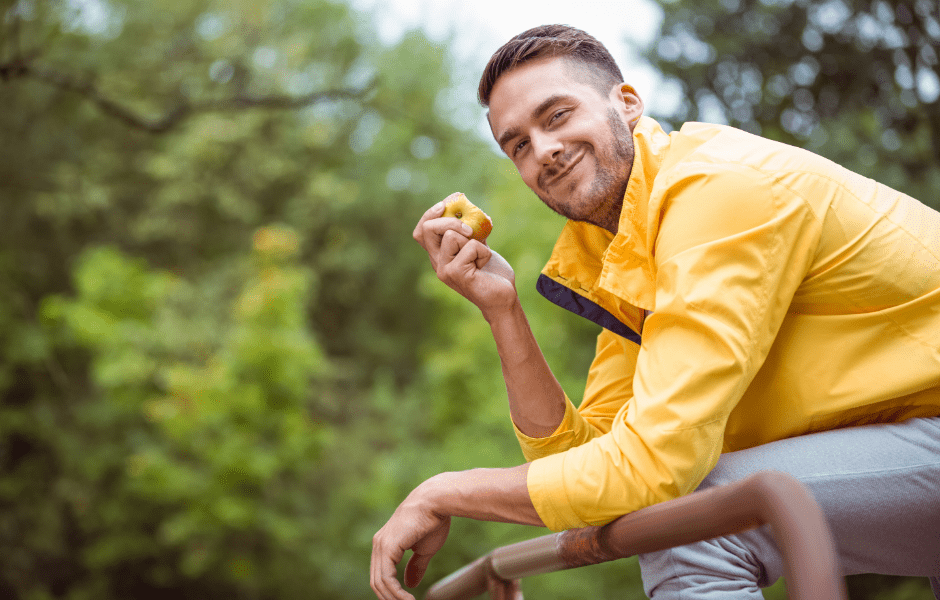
[644,0,939,597]
[644,0,940,208]
[0,0,619,598]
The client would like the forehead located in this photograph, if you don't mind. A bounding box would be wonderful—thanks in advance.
[488,57,605,138]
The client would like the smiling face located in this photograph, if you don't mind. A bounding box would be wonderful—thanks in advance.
[487,57,643,234]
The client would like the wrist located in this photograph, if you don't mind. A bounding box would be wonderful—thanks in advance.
[411,472,455,516]
[420,467,541,526]
[414,471,482,520]
[482,296,523,327]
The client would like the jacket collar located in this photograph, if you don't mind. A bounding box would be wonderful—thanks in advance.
[538,117,672,337]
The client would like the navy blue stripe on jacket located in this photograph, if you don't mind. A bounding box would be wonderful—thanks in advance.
[536,274,641,345]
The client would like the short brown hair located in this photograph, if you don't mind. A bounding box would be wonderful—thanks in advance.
[478,24,624,107]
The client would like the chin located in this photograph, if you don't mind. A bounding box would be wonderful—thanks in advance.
[543,195,600,224]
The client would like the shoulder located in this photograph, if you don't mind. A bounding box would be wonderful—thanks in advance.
[649,148,775,261]
[659,122,844,184]
[648,128,826,264]
[649,123,828,244]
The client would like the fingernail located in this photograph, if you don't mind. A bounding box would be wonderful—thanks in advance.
[461,224,472,235]
[435,201,445,211]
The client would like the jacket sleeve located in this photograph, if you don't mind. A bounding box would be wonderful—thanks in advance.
[527,165,822,531]
[513,329,639,462]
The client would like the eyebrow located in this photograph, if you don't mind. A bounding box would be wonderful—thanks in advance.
[496,94,574,154]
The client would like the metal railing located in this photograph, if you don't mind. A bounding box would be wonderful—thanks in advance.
[426,470,847,600]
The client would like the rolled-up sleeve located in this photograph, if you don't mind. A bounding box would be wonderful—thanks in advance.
[528,165,822,531]
[514,329,639,461]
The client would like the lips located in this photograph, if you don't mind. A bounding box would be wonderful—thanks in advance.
[544,150,585,188]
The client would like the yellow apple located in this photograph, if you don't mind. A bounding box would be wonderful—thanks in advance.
[442,193,493,242]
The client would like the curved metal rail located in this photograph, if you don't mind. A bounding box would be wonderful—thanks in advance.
[426,470,847,600]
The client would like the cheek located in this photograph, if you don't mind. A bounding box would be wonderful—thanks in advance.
[517,161,539,187]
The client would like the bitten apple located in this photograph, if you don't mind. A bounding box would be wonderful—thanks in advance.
[442,193,493,242]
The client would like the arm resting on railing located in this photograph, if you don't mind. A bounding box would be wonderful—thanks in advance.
[425,470,847,600]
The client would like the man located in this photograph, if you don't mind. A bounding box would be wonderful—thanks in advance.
[370,24,940,600]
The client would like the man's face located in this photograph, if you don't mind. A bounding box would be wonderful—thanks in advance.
[487,57,641,231]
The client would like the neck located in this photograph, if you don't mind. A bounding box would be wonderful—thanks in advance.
[592,175,629,236]
[595,202,621,236]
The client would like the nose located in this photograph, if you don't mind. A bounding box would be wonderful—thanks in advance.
[532,131,563,165]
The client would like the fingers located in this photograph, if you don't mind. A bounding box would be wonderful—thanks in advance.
[412,198,449,244]
[371,532,414,600]
[422,216,473,256]
[471,241,492,270]
[439,229,470,264]
[404,551,433,588]
[437,237,488,288]
[413,195,473,269]
[405,515,450,589]
[487,575,523,600]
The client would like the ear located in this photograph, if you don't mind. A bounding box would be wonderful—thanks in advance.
[612,83,644,131]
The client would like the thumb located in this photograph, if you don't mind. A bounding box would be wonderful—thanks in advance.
[404,552,433,588]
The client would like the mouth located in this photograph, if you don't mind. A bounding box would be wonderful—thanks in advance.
[544,150,585,189]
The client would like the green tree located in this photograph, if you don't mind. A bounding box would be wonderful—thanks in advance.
[645,0,940,206]
[0,0,643,598]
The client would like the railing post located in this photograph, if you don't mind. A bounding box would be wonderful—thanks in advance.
[425,471,847,600]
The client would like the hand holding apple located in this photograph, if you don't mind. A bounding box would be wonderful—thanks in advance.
[413,195,516,318]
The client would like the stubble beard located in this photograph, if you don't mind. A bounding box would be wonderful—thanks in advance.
[537,108,634,232]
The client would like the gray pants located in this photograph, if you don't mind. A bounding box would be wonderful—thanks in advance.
[638,416,940,599]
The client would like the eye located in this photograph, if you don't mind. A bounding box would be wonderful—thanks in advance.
[549,109,568,124]
[513,139,528,157]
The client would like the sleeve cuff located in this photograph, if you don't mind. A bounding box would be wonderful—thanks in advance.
[512,395,579,462]
[527,451,590,531]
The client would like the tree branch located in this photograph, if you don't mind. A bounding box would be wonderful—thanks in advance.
[0,58,377,133]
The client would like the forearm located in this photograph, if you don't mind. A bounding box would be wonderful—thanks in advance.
[486,299,566,437]
[418,463,543,527]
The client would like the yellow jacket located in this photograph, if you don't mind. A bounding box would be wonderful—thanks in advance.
[521,117,940,531]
